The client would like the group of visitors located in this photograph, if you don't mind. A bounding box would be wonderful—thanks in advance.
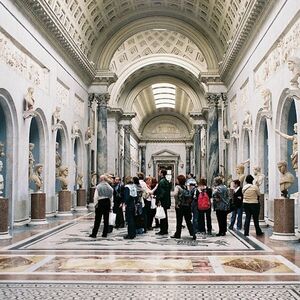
[89,170,263,240]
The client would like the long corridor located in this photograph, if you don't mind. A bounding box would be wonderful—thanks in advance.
[0,207,300,299]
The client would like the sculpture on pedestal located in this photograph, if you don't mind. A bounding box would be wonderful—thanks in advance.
[29,143,35,178]
[84,127,93,144]
[260,89,272,119]
[275,123,298,172]
[77,173,83,189]
[71,121,80,139]
[57,166,69,190]
[236,164,245,186]
[23,87,37,119]
[91,171,97,187]
[0,160,4,196]
[52,107,62,130]
[253,166,265,193]
[277,161,294,198]
[242,110,252,130]
[232,120,239,138]
[30,164,43,192]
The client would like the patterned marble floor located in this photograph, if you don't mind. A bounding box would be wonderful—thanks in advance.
[1,210,300,299]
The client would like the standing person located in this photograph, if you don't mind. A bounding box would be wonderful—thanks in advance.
[123,176,137,239]
[150,177,159,229]
[242,175,264,237]
[171,175,195,240]
[155,169,171,235]
[212,176,229,236]
[89,175,113,238]
[137,172,149,233]
[133,176,144,234]
[113,176,125,229]
[229,179,243,231]
[144,176,158,230]
[194,178,212,235]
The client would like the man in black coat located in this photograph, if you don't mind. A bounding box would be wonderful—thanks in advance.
[155,169,171,235]
[229,179,243,230]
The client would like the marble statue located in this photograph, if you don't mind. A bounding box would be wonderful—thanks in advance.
[91,171,97,187]
[84,127,93,144]
[52,107,62,130]
[57,166,69,190]
[71,121,80,138]
[277,160,294,198]
[242,110,252,129]
[30,164,43,192]
[29,143,35,178]
[77,173,83,189]
[55,142,62,176]
[287,56,300,89]
[24,87,35,111]
[236,164,245,186]
[0,160,4,196]
[0,142,5,157]
[253,166,265,193]
[232,120,239,137]
[275,123,298,172]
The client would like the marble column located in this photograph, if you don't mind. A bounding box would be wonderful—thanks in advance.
[124,125,131,177]
[139,145,146,175]
[185,145,192,175]
[207,93,220,186]
[87,94,94,190]
[201,124,207,178]
[194,125,201,180]
[95,93,109,176]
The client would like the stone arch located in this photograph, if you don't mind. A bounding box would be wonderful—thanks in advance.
[94,16,219,71]
[0,88,19,229]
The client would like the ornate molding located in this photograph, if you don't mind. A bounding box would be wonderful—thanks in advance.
[94,70,118,86]
[123,124,132,135]
[94,93,110,107]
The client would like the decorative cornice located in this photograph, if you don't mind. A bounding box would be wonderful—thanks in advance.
[94,70,118,86]
[199,73,223,85]
[220,0,272,79]
[15,0,96,82]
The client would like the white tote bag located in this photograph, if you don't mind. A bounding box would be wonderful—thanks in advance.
[155,206,166,220]
[109,212,116,226]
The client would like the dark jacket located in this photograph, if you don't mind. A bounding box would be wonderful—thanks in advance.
[232,187,243,208]
[155,177,171,209]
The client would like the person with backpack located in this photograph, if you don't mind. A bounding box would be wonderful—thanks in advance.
[212,176,229,236]
[171,174,196,240]
[193,178,212,236]
[228,179,243,231]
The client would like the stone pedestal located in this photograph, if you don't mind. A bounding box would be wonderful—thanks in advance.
[258,194,267,227]
[57,190,72,216]
[270,198,298,240]
[0,197,10,238]
[31,193,47,224]
[76,189,87,211]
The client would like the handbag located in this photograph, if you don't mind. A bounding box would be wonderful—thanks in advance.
[151,197,157,209]
[109,212,116,226]
[155,206,166,220]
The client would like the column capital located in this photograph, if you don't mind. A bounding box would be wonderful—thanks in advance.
[95,93,110,107]
[123,124,132,134]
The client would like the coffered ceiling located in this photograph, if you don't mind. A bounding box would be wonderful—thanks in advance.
[15,0,272,82]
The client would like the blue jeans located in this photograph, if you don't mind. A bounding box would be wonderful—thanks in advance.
[230,207,243,230]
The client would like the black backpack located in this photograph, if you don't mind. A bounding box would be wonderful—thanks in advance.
[179,185,192,206]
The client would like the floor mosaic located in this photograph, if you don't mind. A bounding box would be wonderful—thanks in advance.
[0,282,299,300]
[7,218,267,252]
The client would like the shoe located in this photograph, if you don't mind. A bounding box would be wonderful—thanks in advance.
[102,234,107,238]
[155,231,163,235]
[207,231,212,236]
[89,234,96,238]
[170,235,180,238]
[192,235,196,240]
[216,233,225,236]
[123,235,135,239]
[244,233,249,236]
[256,232,264,236]
[228,226,233,230]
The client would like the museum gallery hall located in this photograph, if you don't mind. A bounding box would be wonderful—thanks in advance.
[1,0,300,299]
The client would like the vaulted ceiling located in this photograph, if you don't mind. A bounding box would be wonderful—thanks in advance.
[15,0,272,134]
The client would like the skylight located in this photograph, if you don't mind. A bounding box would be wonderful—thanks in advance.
[152,83,176,109]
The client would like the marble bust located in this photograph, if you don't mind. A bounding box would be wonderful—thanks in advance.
[253,166,265,193]
[277,161,294,198]
[275,123,298,172]
[236,164,245,186]
[30,164,43,192]
[24,87,35,111]
[77,173,83,189]
[57,166,69,191]
[0,160,4,196]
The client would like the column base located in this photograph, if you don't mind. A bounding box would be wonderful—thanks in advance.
[76,189,87,210]
[0,197,9,235]
[0,233,11,239]
[30,219,48,225]
[31,192,46,222]
[270,232,298,241]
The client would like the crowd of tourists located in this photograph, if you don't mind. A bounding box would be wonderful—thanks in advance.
[89,170,263,240]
